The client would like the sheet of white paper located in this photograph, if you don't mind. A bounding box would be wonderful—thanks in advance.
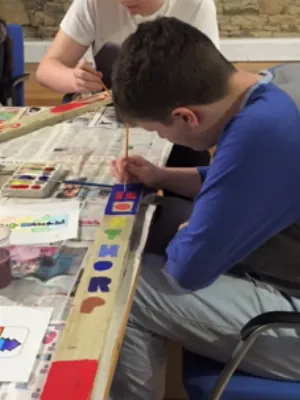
[0,200,80,245]
[0,306,53,382]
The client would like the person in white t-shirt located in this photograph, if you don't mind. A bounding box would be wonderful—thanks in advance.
[37,0,219,175]
[36,0,219,94]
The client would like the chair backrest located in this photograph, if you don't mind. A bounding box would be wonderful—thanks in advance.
[6,24,25,106]
[270,63,300,110]
[0,19,13,106]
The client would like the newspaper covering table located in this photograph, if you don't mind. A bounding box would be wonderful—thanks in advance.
[0,105,172,399]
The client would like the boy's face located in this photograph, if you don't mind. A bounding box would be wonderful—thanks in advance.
[120,0,164,16]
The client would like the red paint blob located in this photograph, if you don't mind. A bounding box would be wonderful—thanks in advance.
[44,167,55,172]
[41,360,98,400]
[125,192,137,200]
[115,191,123,201]
[115,203,130,211]
[50,103,83,114]
[10,185,29,189]
[32,185,41,190]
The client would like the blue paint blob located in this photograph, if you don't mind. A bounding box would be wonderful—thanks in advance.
[18,175,35,180]
[98,244,119,258]
[38,176,49,181]
[93,260,113,271]
[88,277,112,293]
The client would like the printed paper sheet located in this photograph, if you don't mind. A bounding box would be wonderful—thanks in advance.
[0,201,80,245]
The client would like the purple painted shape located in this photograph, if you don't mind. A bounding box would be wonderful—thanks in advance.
[1,338,21,351]
[18,175,35,180]
[88,277,112,293]
[38,176,49,182]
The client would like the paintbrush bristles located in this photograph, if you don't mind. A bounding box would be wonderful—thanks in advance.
[100,78,109,95]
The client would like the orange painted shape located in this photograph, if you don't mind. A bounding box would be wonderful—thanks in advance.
[80,297,105,314]
[113,202,132,212]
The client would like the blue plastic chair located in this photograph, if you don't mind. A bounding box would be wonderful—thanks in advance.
[6,23,29,106]
[182,311,300,400]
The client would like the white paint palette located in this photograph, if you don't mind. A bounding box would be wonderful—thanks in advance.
[2,163,65,198]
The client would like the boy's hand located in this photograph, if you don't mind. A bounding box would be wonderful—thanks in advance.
[109,155,163,187]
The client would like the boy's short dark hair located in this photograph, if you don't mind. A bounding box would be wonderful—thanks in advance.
[112,17,236,124]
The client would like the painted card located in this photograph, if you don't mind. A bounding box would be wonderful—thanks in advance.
[0,306,52,382]
[0,201,80,245]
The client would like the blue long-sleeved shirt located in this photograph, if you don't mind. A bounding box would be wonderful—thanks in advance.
[166,82,300,290]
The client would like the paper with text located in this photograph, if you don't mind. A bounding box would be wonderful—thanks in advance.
[0,201,80,245]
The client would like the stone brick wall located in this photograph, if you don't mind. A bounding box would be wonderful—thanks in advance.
[216,0,300,38]
[1,0,299,39]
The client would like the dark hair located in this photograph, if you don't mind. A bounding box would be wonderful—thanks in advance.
[112,17,236,124]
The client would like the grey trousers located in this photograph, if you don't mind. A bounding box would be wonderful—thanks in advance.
[110,197,300,400]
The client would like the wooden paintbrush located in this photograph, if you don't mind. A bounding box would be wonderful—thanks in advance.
[124,126,129,192]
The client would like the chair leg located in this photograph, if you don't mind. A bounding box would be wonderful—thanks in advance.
[208,335,257,400]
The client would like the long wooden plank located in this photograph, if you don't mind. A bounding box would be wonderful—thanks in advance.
[41,183,143,400]
[0,92,112,142]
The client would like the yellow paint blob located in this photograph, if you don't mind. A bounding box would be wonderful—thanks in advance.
[10,180,30,186]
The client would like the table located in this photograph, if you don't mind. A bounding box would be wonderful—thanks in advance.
[0,105,172,399]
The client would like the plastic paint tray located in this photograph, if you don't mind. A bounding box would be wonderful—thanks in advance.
[2,163,65,198]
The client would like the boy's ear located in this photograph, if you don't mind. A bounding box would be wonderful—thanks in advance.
[172,107,199,127]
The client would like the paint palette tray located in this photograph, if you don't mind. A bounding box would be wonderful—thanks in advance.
[2,163,65,198]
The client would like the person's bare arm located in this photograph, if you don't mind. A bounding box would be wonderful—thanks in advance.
[36,30,103,93]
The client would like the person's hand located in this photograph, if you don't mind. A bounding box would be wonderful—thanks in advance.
[178,221,189,231]
[71,59,104,93]
[109,155,163,188]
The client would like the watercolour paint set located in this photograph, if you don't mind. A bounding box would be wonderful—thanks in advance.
[1,163,65,198]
